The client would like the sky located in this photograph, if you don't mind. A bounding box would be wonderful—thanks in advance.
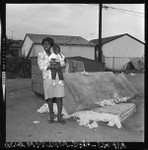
[6,3,145,42]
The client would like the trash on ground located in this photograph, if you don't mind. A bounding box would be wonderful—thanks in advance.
[9,91,20,97]
[37,103,70,118]
[80,71,89,76]
[130,73,136,76]
[33,120,40,124]
[86,121,99,129]
[37,100,136,129]
[37,103,124,129]
[37,103,49,113]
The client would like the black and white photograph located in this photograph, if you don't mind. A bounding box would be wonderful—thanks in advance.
[4,3,145,147]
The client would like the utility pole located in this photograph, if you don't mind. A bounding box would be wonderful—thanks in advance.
[98,4,102,62]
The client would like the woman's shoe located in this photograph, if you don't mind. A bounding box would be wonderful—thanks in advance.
[58,120,66,124]
[48,119,54,124]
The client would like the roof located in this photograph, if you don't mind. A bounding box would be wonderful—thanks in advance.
[90,33,145,45]
[11,43,21,48]
[25,33,95,46]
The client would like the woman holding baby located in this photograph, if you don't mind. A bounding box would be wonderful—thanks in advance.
[37,37,66,124]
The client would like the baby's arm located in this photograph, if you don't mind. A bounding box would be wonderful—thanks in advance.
[59,54,65,67]
[48,53,57,62]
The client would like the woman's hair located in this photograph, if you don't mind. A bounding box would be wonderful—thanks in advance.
[42,37,54,47]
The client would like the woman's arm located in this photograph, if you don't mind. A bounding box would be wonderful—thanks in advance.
[46,65,57,70]
[37,53,48,71]
[46,62,60,70]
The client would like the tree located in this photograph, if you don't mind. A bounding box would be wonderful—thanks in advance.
[6,37,12,55]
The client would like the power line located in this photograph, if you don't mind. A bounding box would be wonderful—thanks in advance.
[86,3,144,15]
[37,5,96,33]
[103,5,144,15]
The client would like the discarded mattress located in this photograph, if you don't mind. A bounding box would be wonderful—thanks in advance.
[69,103,136,129]
[63,72,138,114]
[37,102,136,129]
[92,103,136,123]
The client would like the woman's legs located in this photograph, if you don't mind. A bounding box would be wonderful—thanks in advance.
[47,98,54,123]
[56,97,66,124]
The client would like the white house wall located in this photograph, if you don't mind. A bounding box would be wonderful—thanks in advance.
[22,36,33,56]
[102,35,144,70]
[102,35,144,57]
[104,57,130,70]
[30,44,44,57]
[30,44,95,60]
[60,45,94,60]
[30,46,36,57]
[113,57,130,70]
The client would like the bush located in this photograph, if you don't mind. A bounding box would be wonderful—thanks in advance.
[6,57,31,79]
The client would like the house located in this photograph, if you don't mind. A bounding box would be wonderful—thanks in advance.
[21,33,95,60]
[90,33,144,70]
[6,39,23,57]
[23,33,105,72]
[9,42,22,57]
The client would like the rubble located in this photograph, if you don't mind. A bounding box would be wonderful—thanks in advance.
[36,71,137,129]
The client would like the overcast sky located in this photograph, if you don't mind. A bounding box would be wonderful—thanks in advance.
[6,3,145,42]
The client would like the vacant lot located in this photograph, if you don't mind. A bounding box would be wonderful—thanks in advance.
[6,73,144,142]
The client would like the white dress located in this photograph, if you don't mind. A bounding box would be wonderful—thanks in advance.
[37,51,65,99]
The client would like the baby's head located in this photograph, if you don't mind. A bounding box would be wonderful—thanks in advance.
[53,44,60,55]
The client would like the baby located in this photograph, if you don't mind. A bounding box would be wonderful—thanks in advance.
[48,44,65,86]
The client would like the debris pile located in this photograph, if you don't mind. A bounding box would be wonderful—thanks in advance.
[37,71,137,129]
[124,57,144,72]
[37,103,136,129]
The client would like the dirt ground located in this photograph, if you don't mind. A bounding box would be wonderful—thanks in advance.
[6,73,144,142]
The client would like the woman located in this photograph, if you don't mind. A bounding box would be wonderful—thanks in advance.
[37,37,66,124]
